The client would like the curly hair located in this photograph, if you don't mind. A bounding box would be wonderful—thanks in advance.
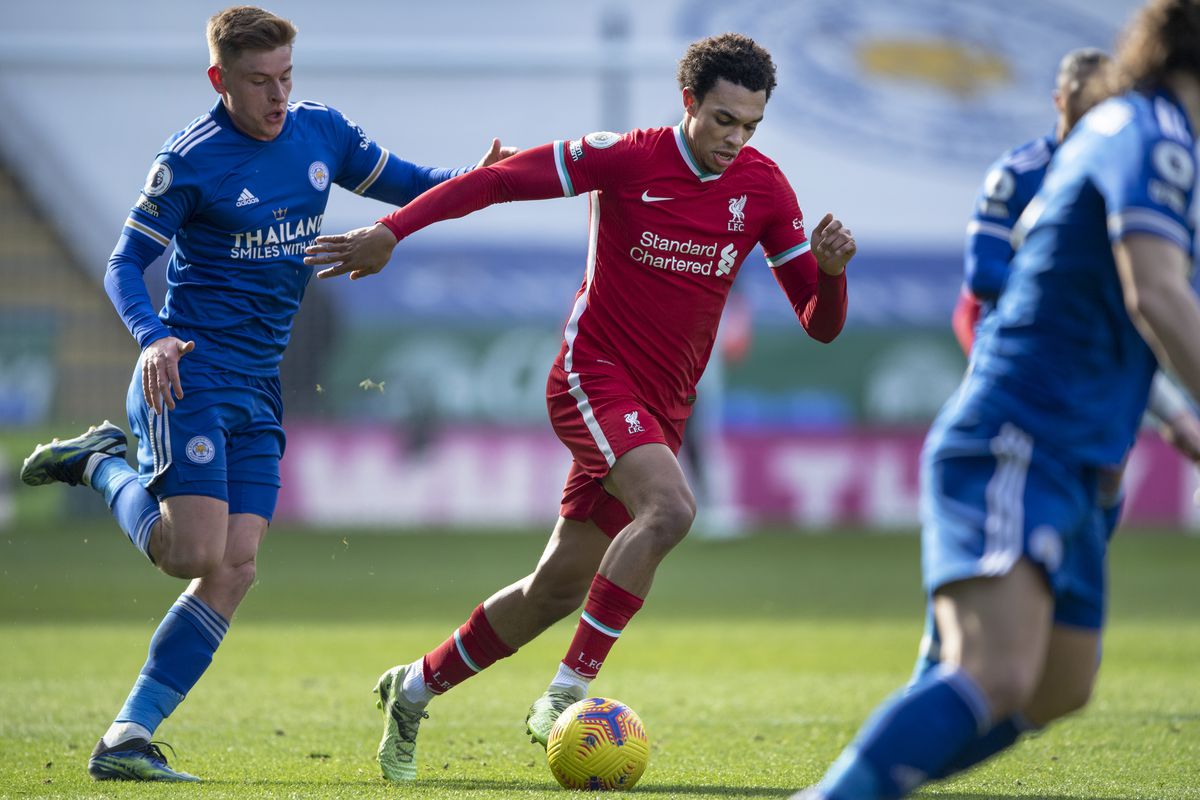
[207,6,297,67]
[1112,0,1200,91]
[676,33,777,103]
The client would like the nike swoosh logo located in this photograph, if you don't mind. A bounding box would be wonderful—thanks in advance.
[641,190,673,203]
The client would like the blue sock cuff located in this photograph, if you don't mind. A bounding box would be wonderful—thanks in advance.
[92,456,137,505]
[936,664,992,733]
[171,593,230,649]
[115,674,184,732]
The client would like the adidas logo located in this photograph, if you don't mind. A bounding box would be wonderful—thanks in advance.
[235,188,260,207]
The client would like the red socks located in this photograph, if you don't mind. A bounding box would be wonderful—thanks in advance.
[422,604,516,695]
[562,574,644,680]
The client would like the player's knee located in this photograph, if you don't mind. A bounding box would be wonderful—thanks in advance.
[222,555,259,599]
[158,538,224,579]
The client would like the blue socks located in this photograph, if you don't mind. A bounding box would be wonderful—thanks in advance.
[114,593,229,735]
[90,456,160,560]
[818,665,991,799]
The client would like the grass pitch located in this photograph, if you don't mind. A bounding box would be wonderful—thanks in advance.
[1,521,1198,798]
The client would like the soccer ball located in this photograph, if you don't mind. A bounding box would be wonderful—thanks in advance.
[546,697,649,791]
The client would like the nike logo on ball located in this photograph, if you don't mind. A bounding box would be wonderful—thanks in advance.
[641,190,673,203]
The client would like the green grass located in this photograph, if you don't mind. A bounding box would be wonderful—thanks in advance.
[1,521,1198,798]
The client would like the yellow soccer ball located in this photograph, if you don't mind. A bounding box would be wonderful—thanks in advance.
[546,697,650,791]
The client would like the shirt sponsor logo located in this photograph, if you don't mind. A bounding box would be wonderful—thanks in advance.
[136,195,160,217]
[185,435,216,464]
[569,139,585,161]
[230,214,324,259]
[308,161,330,191]
[728,195,747,231]
[343,116,373,151]
[716,243,738,276]
[143,161,173,197]
[630,231,737,278]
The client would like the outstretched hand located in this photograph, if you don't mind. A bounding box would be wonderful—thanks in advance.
[142,336,195,414]
[476,137,519,169]
[810,213,857,276]
[304,223,398,281]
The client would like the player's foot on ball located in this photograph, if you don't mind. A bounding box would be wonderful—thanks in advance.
[87,738,199,782]
[374,664,428,781]
[525,684,585,748]
[21,420,127,487]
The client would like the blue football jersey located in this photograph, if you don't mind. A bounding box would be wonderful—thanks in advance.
[964,89,1197,466]
[964,131,1057,308]
[111,98,468,375]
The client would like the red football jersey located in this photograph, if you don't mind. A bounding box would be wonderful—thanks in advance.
[380,124,845,420]
[550,126,831,418]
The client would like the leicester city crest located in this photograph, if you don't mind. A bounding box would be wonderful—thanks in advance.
[185,435,217,465]
[308,160,330,191]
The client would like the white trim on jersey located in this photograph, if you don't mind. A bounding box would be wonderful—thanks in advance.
[170,118,219,156]
[966,219,1014,242]
[1108,208,1190,249]
[672,125,722,183]
[1008,140,1052,174]
[552,140,576,197]
[765,240,811,269]
[289,100,329,112]
[979,423,1032,577]
[353,148,389,194]
[561,190,615,466]
[148,406,173,483]
[125,217,171,248]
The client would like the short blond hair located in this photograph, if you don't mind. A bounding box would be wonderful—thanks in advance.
[206,6,297,67]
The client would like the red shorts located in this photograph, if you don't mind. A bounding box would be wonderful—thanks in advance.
[546,365,686,537]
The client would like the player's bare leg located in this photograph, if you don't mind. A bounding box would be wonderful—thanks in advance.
[1022,623,1101,726]
[933,559,1055,719]
[526,444,696,745]
[483,517,613,646]
[598,443,696,596]
[92,508,267,782]
[149,495,231,579]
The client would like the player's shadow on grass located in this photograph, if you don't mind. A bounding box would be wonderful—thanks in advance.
[423,777,794,795]
[930,794,1141,800]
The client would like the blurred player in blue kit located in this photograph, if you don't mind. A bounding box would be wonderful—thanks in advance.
[922,45,1200,692]
[20,4,514,782]
[798,0,1200,797]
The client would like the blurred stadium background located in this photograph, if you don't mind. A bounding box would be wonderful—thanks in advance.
[1,0,1195,534]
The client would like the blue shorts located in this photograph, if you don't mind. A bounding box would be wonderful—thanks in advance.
[920,416,1108,630]
[126,356,285,521]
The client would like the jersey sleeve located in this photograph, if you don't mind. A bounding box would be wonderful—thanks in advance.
[377,143,568,240]
[552,131,645,197]
[1095,115,1196,251]
[964,159,1023,301]
[325,105,468,206]
[106,153,203,347]
[760,167,846,342]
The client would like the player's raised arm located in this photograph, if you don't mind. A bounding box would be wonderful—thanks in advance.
[305,143,564,280]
